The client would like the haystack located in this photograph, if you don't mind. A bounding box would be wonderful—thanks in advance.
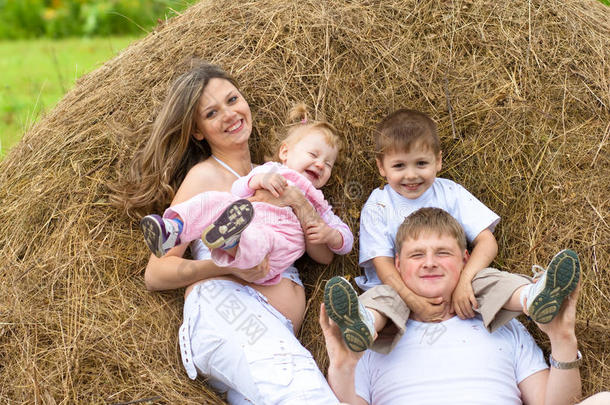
[0,0,608,403]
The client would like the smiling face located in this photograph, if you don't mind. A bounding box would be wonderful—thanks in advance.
[377,145,442,199]
[396,232,468,315]
[279,130,338,188]
[192,78,252,151]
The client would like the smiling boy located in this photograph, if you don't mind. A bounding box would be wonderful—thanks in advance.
[324,109,580,353]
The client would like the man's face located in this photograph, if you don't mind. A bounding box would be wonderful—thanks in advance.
[395,232,467,301]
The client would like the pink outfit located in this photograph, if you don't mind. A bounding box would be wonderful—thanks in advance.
[164,162,353,285]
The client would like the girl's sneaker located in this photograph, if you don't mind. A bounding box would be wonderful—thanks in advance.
[520,249,580,324]
[324,276,376,352]
[140,215,182,258]
[202,199,254,250]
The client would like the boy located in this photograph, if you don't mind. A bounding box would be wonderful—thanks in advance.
[325,109,580,353]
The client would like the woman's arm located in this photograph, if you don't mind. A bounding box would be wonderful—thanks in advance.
[143,162,269,291]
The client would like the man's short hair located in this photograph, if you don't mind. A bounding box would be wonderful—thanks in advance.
[375,109,440,161]
[395,207,467,254]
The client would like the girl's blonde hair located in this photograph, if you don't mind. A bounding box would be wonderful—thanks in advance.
[111,62,239,218]
[269,103,342,162]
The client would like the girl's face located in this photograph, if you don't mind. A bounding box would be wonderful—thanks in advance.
[193,78,252,151]
[279,130,338,188]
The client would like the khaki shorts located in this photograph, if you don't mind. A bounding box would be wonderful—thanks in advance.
[359,268,532,354]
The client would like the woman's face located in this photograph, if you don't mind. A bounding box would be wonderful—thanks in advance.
[193,78,252,151]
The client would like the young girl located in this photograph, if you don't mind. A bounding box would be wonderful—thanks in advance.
[139,104,353,285]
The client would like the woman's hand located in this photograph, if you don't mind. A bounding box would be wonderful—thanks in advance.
[228,255,271,283]
[249,186,300,207]
[249,173,288,198]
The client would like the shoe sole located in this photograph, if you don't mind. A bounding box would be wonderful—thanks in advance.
[324,276,373,352]
[528,249,580,324]
[202,199,254,249]
[140,215,165,258]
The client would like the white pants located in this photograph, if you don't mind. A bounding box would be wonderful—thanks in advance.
[180,280,338,404]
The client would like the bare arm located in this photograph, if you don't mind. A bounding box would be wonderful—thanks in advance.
[320,304,369,405]
[519,286,582,405]
[453,229,498,318]
[373,256,449,321]
[143,163,269,291]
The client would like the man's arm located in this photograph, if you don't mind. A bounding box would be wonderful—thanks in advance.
[320,304,369,405]
[373,256,449,321]
[518,285,582,405]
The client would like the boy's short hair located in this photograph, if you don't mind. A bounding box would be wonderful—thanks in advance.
[395,208,467,254]
[375,109,440,160]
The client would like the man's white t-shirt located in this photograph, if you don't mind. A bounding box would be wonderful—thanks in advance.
[354,317,548,405]
[357,178,500,290]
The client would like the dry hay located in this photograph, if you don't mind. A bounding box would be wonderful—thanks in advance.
[0,0,608,403]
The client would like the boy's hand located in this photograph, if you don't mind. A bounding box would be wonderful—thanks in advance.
[305,221,343,250]
[405,293,450,322]
[452,278,478,319]
[250,173,287,197]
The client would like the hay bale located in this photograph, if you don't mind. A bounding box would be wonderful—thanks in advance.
[0,0,608,402]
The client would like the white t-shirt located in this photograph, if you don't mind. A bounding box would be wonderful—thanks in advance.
[357,178,500,290]
[354,317,548,405]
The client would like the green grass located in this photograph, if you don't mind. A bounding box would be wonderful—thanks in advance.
[0,36,138,157]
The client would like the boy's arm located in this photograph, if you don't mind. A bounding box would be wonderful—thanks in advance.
[373,256,448,321]
[452,229,498,319]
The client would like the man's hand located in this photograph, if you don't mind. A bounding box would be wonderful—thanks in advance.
[305,221,343,250]
[227,255,270,283]
[452,278,478,319]
[405,293,450,322]
[536,282,580,340]
[320,303,365,367]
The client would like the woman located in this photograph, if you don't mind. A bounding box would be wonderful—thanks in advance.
[114,62,340,404]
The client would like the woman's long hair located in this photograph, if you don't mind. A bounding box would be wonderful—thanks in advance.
[111,62,239,218]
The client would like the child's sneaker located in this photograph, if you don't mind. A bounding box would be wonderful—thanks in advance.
[202,199,254,250]
[140,214,182,258]
[324,276,376,352]
[520,249,580,324]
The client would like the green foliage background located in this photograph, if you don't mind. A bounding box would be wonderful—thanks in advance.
[0,0,198,39]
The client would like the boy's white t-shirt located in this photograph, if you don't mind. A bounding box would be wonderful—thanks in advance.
[354,317,548,405]
[357,177,500,290]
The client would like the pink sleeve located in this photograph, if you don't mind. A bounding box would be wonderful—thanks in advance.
[231,163,275,197]
[320,206,354,255]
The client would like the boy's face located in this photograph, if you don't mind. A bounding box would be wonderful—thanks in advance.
[376,147,442,199]
[395,232,468,301]
[279,130,338,188]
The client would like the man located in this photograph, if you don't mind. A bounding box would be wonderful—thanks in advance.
[321,207,584,405]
